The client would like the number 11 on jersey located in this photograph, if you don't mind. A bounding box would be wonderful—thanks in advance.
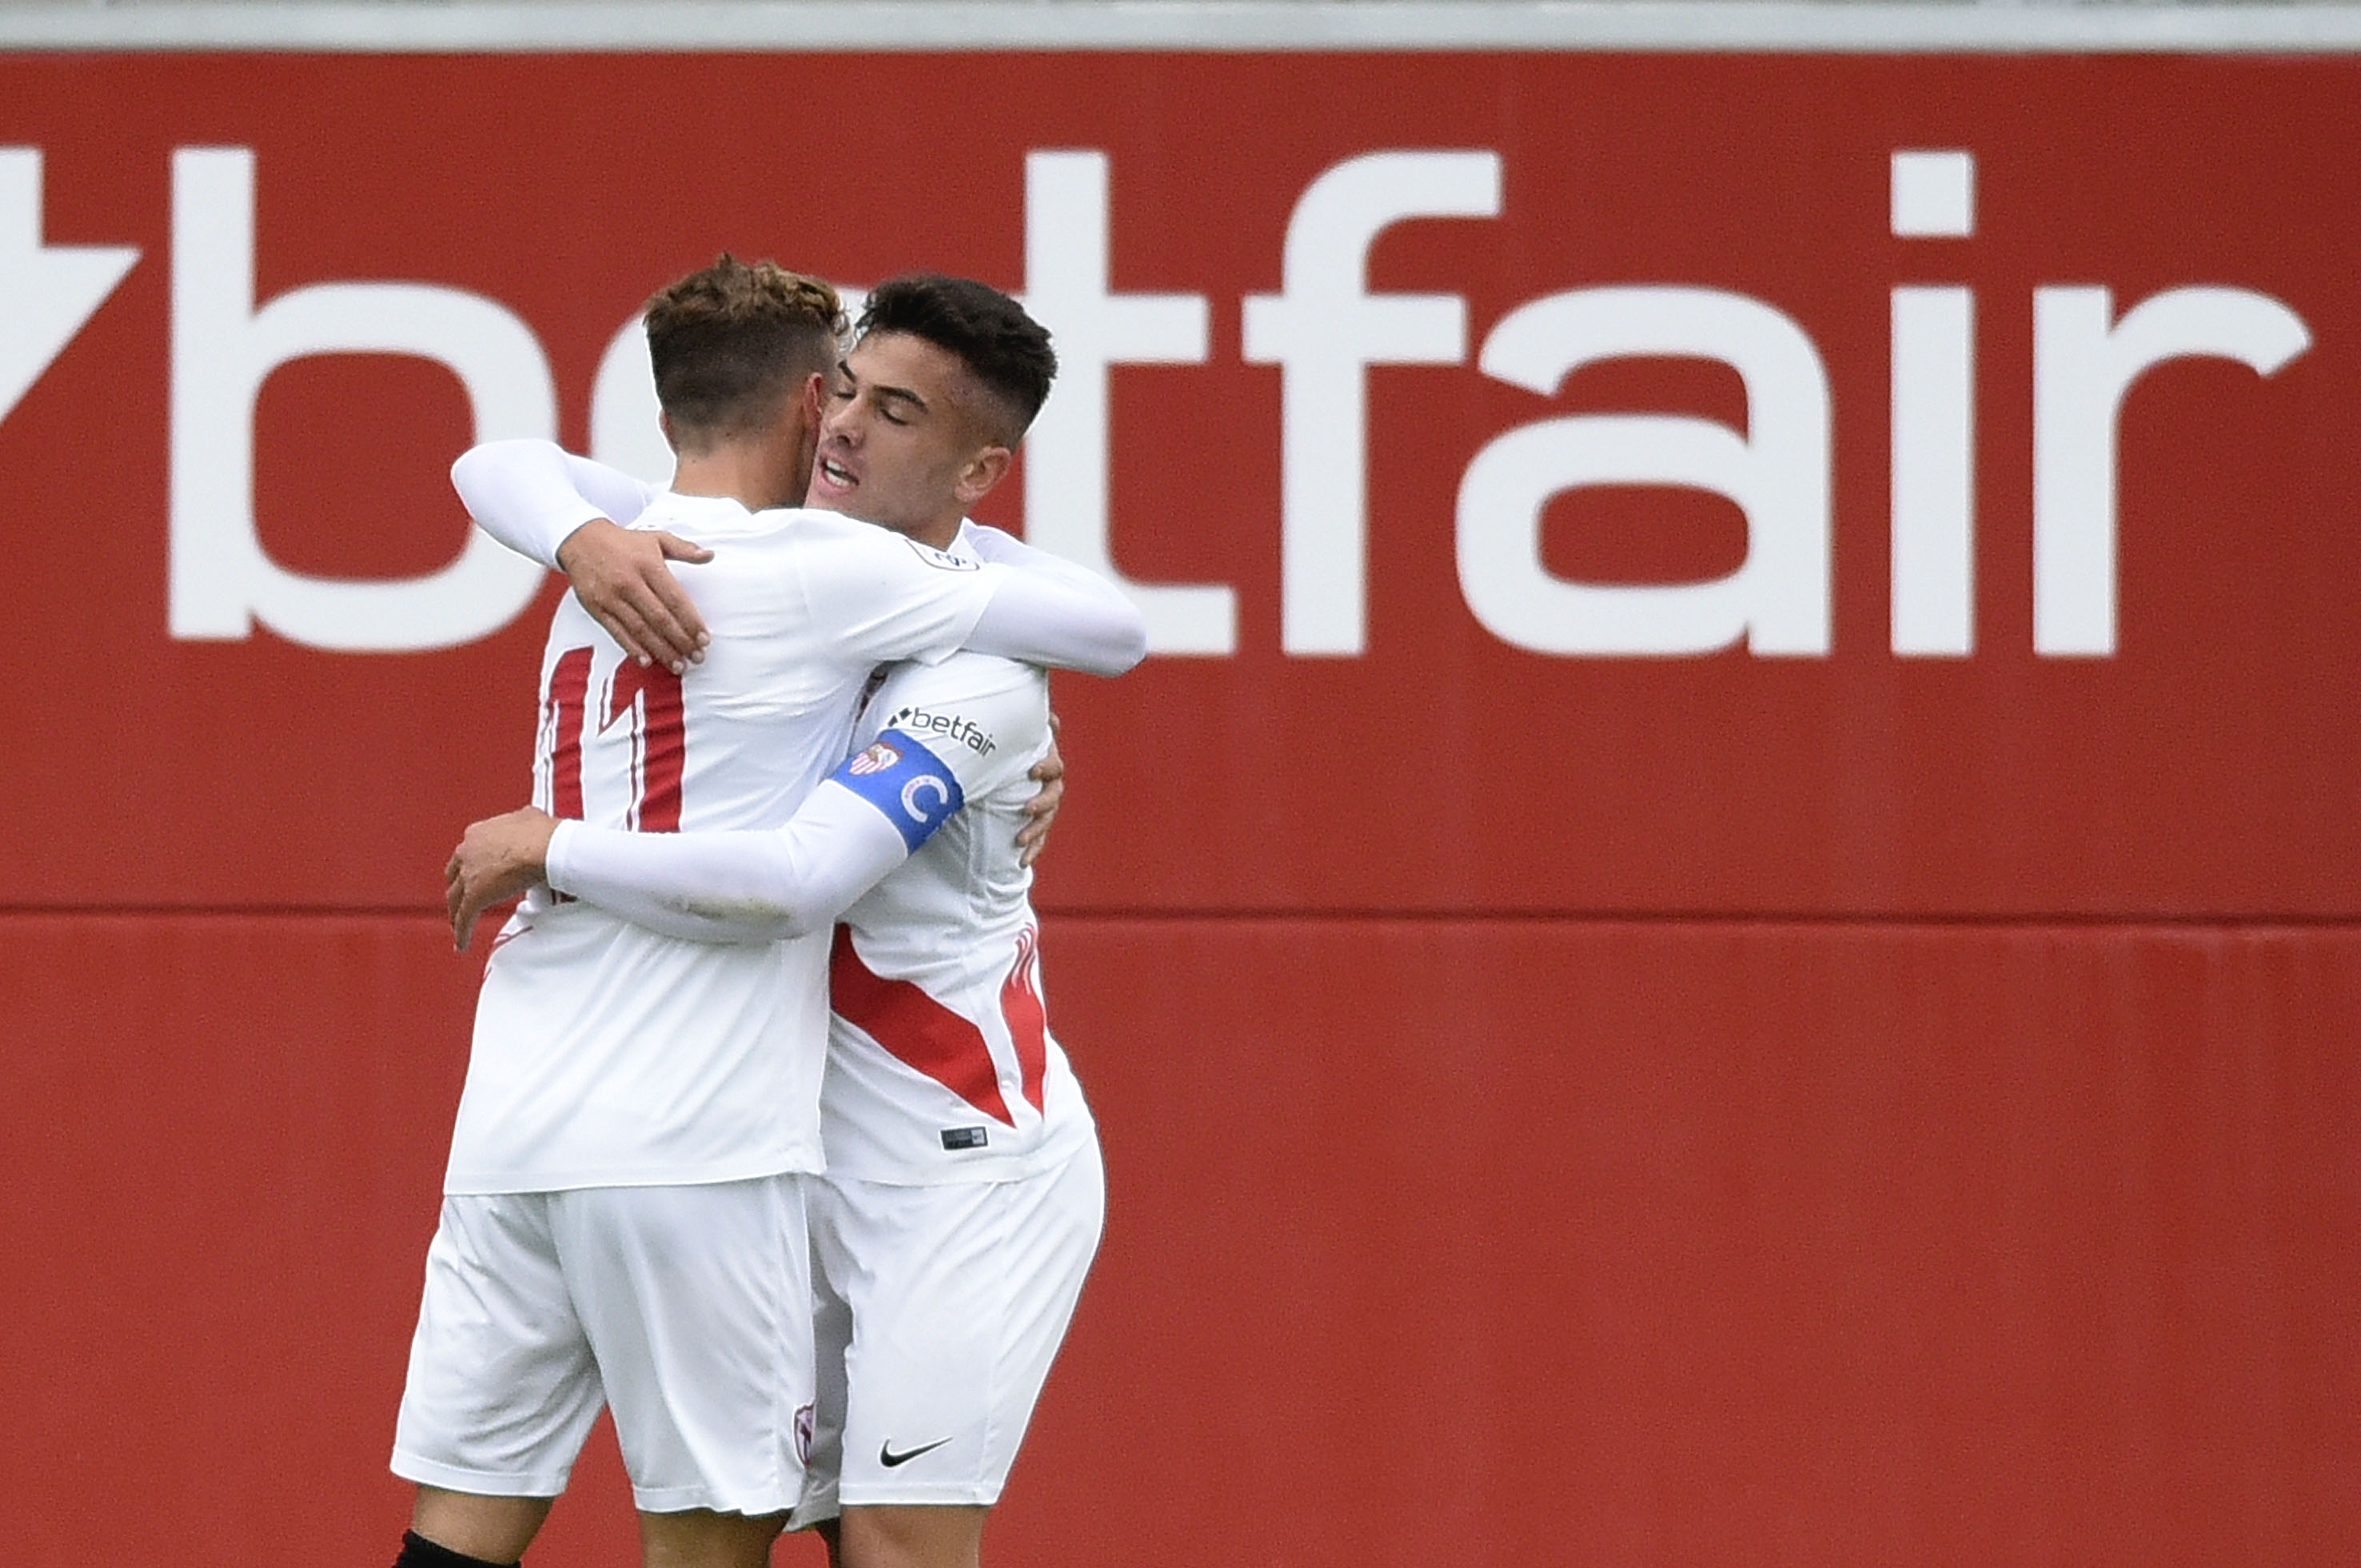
[537,645,686,832]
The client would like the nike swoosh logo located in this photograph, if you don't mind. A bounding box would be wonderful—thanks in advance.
[879,1437,953,1468]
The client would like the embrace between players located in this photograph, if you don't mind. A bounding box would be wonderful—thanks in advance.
[389,259,1148,1568]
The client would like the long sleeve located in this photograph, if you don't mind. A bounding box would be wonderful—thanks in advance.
[451,440,664,569]
[960,525,1148,676]
[542,652,1045,946]
[545,784,911,944]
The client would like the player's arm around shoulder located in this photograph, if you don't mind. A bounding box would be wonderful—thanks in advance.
[452,440,712,671]
[450,439,662,565]
[959,521,1148,677]
[787,515,1011,666]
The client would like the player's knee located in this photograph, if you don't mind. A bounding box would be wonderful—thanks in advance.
[637,1506,788,1568]
[838,1503,987,1568]
[394,1528,522,1568]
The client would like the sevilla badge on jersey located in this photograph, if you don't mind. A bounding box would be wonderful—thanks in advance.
[905,537,980,571]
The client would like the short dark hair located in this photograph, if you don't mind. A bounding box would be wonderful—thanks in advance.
[645,254,844,446]
[855,273,1058,444]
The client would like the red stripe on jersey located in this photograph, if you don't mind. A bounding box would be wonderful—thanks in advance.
[604,662,684,832]
[1000,926,1049,1115]
[543,648,593,820]
[830,924,1015,1126]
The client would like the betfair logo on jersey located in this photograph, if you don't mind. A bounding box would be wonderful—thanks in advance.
[885,706,996,758]
[904,537,979,572]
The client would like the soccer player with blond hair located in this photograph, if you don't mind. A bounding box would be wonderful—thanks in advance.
[393,259,1143,1568]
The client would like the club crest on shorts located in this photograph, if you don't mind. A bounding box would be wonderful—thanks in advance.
[794,1402,816,1466]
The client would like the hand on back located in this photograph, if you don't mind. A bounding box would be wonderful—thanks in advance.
[556,518,714,673]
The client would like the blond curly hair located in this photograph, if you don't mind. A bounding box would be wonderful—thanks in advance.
[645,253,845,445]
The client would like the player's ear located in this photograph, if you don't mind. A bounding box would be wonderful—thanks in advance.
[954,445,1013,508]
[658,409,680,456]
[801,370,826,422]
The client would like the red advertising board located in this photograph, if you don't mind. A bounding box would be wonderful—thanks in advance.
[0,50,2353,916]
[2,32,2354,1568]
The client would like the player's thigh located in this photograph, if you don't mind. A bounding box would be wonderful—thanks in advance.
[392,1192,605,1499]
[555,1175,816,1518]
[830,1141,1105,1510]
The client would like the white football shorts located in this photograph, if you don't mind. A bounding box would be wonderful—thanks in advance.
[392,1175,814,1516]
[791,1139,1104,1526]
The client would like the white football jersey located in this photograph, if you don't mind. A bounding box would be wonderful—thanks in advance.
[820,624,1097,1186]
[442,493,1008,1195]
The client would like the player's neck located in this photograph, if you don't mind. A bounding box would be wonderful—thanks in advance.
[802,493,965,552]
[671,441,801,513]
[906,513,963,553]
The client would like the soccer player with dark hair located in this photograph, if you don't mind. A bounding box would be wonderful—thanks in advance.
[392,259,1143,1568]
[444,273,1125,1568]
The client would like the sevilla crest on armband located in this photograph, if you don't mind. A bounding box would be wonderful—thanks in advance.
[848,741,903,776]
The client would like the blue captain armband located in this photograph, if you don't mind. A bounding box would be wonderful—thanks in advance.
[832,730,967,852]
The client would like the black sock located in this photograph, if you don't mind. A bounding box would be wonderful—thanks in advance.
[394,1529,520,1568]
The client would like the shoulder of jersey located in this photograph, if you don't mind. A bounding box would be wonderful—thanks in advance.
[882,644,1044,696]
[745,504,871,537]
[635,492,776,544]
[759,508,989,570]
